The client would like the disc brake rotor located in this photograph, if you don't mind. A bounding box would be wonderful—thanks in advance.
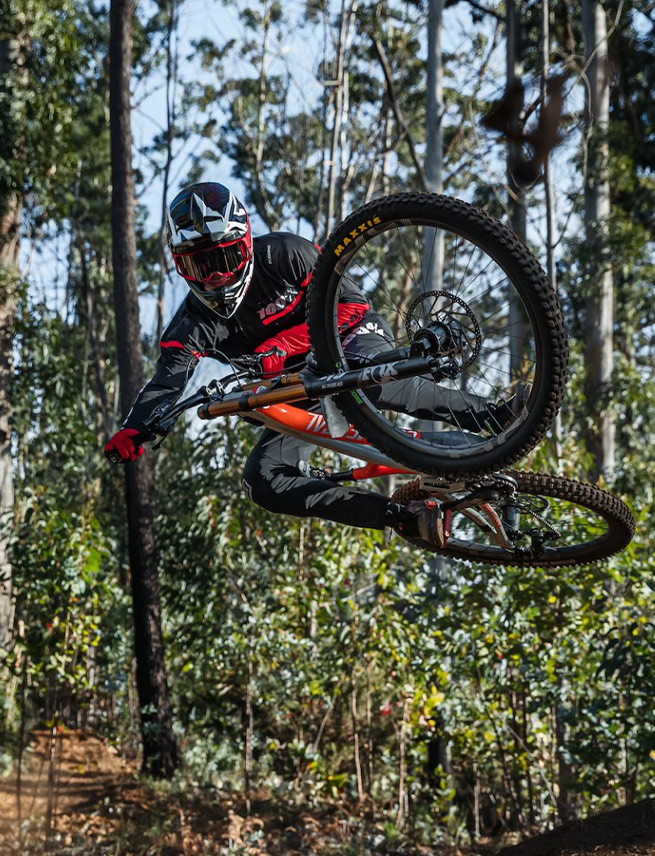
[404,290,482,372]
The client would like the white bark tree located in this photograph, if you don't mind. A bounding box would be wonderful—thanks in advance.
[0,31,20,647]
[423,0,445,291]
[582,0,615,482]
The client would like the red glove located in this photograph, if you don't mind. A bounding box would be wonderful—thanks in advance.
[104,428,146,463]
[254,345,289,376]
[254,303,371,377]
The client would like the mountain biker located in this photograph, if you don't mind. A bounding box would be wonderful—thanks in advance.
[104,182,521,548]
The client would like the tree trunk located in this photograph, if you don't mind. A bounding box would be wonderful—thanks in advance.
[0,28,21,648]
[506,0,529,381]
[541,0,563,467]
[424,0,445,290]
[326,0,357,234]
[506,0,526,243]
[155,0,178,349]
[351,677,364,801]
[582,0,615,483]
[253,0,278,231]
[0,193,17,648]
[109,0,178,778]
[554,700,577,822]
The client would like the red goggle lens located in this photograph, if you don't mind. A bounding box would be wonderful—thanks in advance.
[174,237,251,285]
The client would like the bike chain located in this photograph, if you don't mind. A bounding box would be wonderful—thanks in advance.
[518,503,561,542]
[408,472,561,545]
[476,474,561,542]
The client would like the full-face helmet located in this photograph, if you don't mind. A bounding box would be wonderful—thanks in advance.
[166,182,253,318]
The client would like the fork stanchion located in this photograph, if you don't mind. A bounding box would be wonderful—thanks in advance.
[197,382,309,419]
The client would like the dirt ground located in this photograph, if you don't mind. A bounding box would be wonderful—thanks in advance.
[1,730,654,855]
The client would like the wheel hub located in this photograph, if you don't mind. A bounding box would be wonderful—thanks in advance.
[405,290,482,372]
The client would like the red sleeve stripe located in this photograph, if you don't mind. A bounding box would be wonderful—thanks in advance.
[160,340,205,359]
[261,270,312,327]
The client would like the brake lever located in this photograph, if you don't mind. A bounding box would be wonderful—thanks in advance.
[151,428,171,451]
[143,383,222,449]
[231,354,264,379]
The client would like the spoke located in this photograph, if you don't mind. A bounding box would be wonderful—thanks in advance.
[330,218,539,456]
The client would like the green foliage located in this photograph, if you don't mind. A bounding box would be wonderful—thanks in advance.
[5,292,132,744]
[3,0,655,849]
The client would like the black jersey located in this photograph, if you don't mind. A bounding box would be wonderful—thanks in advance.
[123,232,369,431]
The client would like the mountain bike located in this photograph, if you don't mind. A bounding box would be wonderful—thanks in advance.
[133,354,634,568]
[113,192,634,565]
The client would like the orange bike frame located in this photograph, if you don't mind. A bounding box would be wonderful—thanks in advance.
[196,371,418,481]
[246,401,416,481]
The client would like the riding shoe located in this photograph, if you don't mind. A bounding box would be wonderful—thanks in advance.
[454,382,531,435]
[397,499,446,549]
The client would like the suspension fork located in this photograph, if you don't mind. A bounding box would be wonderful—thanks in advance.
[197,353,444,420]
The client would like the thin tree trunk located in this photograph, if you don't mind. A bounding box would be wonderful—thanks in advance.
[253,0,278,230]
[381,26,393,200]
[0,216,16,646]
[0,29,20,649]
[372,34,426,189]
[326,0,351,233]
[109,0,178,778]
[541,0,563,467]
[351,677,364,801]
[155,0,178,348]
[16,627,27,849]
[77,231,111,437]
[582,0,615,483]
[473,758,481,839]
[555,699,576,821]
[245,655,254,815]
[396,697,410,827]
[506,0,529,381]
[44,717,59,845]
[424,0,445,291]
[365,661,374,795]
[337,2,359,223]
[506,0,526,243]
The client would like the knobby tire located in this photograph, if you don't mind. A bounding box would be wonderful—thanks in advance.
[307,193,568,476]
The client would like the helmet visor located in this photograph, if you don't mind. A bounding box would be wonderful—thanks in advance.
[173,236,251,287]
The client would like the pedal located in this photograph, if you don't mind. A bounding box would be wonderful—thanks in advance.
[298,461,330,480]
[418,474,465,494]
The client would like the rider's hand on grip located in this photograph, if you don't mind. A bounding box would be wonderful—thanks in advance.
[104,427,147,463]
[254,345,287,376]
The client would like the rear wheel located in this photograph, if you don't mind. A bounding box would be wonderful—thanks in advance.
[308,193,568,476]
[391,472,635,568]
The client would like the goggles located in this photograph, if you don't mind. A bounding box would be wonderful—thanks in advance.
[173,236,251,287]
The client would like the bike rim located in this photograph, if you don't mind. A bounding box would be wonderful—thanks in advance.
[331,218,543,459]
[392,473,635,568]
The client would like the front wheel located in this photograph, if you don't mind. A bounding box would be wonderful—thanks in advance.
[307,193,568,476]
[392,472,635,568]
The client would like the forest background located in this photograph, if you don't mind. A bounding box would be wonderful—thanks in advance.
[1,0,655,851]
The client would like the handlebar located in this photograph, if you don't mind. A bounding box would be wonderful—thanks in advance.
[109,343,445,461]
